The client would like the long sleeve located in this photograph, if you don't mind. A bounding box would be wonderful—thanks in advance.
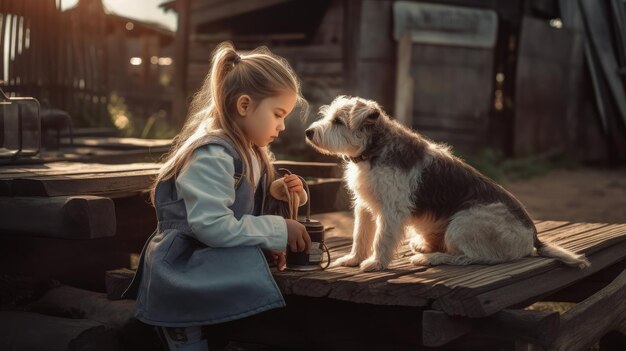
[175,145,288,251]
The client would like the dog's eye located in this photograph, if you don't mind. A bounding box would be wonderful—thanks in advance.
[333,118,345,126]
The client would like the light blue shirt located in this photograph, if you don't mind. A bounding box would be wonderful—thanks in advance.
[175,144,288,251]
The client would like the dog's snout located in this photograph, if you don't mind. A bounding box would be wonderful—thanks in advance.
[305,128,315,140]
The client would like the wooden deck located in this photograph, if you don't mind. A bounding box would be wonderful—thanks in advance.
[276,212,626,315]
[256,211,626,350]
[1,147,625,349]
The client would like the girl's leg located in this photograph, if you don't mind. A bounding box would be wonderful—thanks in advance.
[159,326,209,351]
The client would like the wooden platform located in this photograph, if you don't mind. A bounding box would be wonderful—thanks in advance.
[262,211,626,350]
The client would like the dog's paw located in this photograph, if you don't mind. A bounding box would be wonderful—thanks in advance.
[330,254,363,268]
[409,253,430,266]
[408,237,434,254]
[359,256,386,272]
[408,237,426,253]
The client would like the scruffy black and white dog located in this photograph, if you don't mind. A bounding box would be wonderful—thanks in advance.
[305,96,590,272]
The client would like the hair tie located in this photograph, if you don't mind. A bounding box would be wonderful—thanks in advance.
[233,55,241,64]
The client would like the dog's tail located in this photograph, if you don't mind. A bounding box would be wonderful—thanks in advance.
[534,238,590,269]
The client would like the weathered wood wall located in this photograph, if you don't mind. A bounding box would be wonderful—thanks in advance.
[514,16,584,156]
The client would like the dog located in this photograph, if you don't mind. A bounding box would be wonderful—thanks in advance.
[305,96,590,272]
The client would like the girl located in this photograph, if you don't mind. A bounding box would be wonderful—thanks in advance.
[123,42,312,351]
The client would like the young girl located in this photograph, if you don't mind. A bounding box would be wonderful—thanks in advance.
[123,42,312,351]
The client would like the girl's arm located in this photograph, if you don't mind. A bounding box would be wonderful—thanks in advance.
[175,145,287,251]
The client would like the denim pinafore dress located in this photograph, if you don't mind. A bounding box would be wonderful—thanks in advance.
[122,136,286,327]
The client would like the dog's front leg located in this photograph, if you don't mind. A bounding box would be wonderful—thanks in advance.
[360,208,407,272]
[330,205,376,267]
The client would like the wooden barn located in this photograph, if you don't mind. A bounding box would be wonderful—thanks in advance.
[161,0,604,159]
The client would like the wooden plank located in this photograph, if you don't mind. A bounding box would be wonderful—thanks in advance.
[539,222,610,244]
[6,169,156,196]
[0,162,161,178]
[274,212,626,314]
[423,309,560,347]
[547,270,626,351]
[450,239,626,317]
[58,137,172,150]
[38,147,168,164]
[0,195,116,239]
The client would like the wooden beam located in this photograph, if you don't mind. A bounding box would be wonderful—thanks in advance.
[0,311,118,351]
[0,196,116,239]
[273,160,342,179]
[423,309,560,347]
[190,0,292,27]
[394,31,413,126]
[342,0,362,95]
[172,0,190,129]
[547,269,626,351]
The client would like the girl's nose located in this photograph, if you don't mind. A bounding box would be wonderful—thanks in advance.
[277,121,285,131]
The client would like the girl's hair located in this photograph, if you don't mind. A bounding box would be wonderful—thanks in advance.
[151,41,308,204]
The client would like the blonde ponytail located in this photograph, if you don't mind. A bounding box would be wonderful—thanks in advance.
[150,41,308,204]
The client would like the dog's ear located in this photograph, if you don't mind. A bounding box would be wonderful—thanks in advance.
[364,110,380,125]
[352,99,382,128]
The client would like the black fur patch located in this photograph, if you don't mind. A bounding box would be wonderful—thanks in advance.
[413,155,536,230]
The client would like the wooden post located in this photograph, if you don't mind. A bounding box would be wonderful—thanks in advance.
[548,269,626,350]
[342,0,362,95]
[394,31,413,127]
[172,0,190,129]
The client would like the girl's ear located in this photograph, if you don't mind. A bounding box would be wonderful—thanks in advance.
[236,95,252,117]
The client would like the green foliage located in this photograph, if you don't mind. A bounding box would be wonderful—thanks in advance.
[455,148,580,182]
[107,92,178,139]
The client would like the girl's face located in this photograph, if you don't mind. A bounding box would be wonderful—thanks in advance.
[236,91,297,147]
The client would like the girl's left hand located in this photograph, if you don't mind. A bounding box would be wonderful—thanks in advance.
[284,174,304,194]
[271,251,286,271]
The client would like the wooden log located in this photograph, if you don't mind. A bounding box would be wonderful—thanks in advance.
[26,285,135,329]
[104,268,136,301]
[423,309,560,347]
[547,269,626,351]
[0,196,116,239]
[0,311,119,351]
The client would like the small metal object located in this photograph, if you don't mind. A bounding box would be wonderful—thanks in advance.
[277,168,332,271]
[286,218,331,271]
[0,86,41,160]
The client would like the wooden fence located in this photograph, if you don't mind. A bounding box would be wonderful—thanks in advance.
[0,0,173,132]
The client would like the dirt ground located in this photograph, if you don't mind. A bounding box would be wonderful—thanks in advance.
[502,167,626,224]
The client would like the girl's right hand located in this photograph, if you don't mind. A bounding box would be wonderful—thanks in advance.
[285,219,311,253]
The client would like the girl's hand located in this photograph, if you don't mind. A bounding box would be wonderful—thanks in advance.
[283,174,304,194]
[270,251,287,271]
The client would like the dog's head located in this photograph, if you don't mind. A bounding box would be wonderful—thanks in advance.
[305,96,386,157]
